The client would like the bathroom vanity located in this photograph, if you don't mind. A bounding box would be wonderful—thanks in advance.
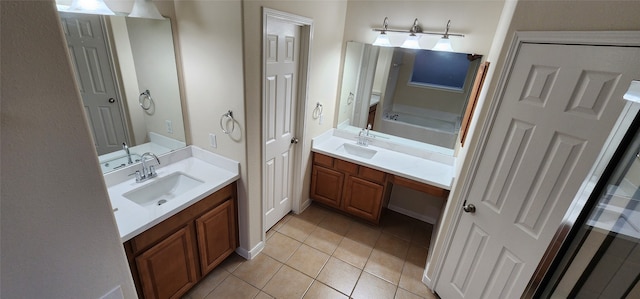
[311,129,454,224]
[123,183,237,299]
[104,146,240,299]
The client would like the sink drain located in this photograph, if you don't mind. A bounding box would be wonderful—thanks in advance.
[157,199,168,206]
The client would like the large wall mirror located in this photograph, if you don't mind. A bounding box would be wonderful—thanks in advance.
[337,41,483,150]
[59,12,186,173]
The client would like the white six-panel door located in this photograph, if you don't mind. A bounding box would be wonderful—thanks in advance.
[59,12,128,155]
[436,41,640,298]
[263,16,301,230]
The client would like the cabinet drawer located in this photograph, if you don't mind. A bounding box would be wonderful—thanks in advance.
[313,153,333,168]
[358,166,386,183]
[391,175,449,198]
[335,159,358,175]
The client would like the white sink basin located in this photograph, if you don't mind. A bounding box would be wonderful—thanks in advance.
[123,172,204,207]
[336,143,377,159]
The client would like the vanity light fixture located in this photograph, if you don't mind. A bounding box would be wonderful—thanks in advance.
[432,20,454,51]
[372,17,464,50]
[66,0,115,15]
[129,0,165,20]
[372,17,392,47]
[400,19,422,49]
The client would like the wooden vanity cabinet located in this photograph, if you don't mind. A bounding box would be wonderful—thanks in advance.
[310,153,388,223]
[195,198,237,275]
[124,182,238,299]
[310,165,344,208]
[344,164,388,221]
[310,152,451,224]
[134,226,198,299]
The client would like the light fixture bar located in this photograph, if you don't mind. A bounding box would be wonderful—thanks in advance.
[372,18,464,38]
[372,28,465,38]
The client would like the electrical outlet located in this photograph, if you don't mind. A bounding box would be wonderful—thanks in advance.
[165,120,173,134]
[209,133,217,148]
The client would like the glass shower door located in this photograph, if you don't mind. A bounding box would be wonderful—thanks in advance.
[542,117,640,298]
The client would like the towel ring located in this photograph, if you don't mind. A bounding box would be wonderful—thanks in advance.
[139,90,152,111]
[312,102,323,119]
[220,110,235,134]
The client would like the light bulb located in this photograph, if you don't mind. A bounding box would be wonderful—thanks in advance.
[67,0,115,15]
[433,37,453,52]
[372,33,392,47]
[401,34,420,49]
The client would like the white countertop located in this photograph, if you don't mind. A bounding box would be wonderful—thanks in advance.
[104,146,240,242]
[312,129,455,190]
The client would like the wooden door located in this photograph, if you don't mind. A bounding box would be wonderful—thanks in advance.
[135,226,198,299]
[310,165,344,208]
[59,12,128,155]
[195,199,237,276]
[436,42,640,298]
[343,176,384,222]
[263,16,300,230]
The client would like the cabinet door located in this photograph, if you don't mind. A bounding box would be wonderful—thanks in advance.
[196,199,237,276]
[343,176,384,223]
[310,165,344,208]
[135,226,198,299]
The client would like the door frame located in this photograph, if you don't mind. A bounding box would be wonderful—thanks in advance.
[102,16,135,147]
[432,31,640,293]
[60,12,133,151]
[261,8,313,233]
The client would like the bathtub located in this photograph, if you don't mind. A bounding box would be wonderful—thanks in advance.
[379,110,459,149]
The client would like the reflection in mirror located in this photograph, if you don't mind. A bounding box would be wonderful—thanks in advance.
[337,41,482,149]
[59,12,186,173]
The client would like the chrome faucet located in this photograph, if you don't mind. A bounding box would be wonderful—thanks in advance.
[358,127,370,147]
[122,142,133,164]
[134,152,160,183]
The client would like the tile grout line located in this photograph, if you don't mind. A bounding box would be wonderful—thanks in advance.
[189,205,435,299]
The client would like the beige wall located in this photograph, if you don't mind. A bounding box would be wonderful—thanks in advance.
[242,0,348,251]
[430,0,640,284]
[127,16,186,143]
[173,0,250,249]
[338,41,363,125]
[109,16,147,145]
[1,1,137,298]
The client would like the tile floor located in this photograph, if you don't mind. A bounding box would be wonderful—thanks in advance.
[183,203,439,299]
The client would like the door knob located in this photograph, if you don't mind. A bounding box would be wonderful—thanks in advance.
[108,98,115,103]
[462,200,476,213]
[291,137,299,144]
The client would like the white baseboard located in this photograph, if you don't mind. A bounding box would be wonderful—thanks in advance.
[422,271,435,291]
[297,198,312,214]
[387,203,438,224]
[235,241,264,260]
